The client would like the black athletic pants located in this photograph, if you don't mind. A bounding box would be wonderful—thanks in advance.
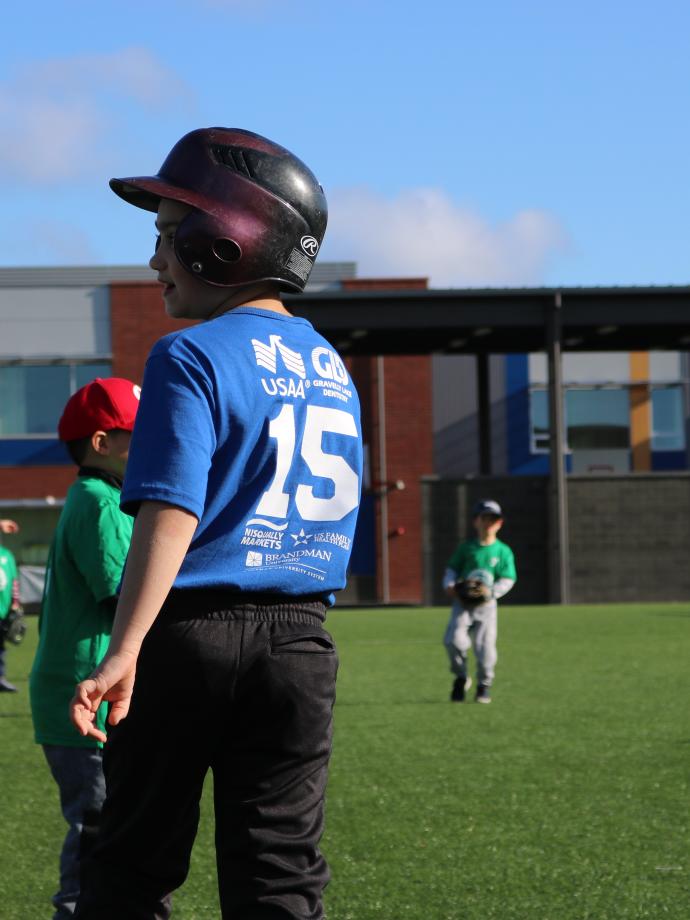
[74,590,336,920]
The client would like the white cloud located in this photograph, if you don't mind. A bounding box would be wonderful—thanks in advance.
[0,220,99,264]
[0,91,104,183]
[32,221,100,263]
[325,187,570,287]
[0,48,194,183]
[24,47,192,109]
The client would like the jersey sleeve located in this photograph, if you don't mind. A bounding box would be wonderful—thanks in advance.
[497,545,517,581]
[121,345,216,519]
[69,497,133,603]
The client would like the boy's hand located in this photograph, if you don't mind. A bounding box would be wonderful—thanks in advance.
[70,650,138,742]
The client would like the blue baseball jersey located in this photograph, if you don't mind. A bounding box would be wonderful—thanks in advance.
[121,307,362,601]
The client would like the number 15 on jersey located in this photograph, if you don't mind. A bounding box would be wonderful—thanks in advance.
[254,404,360,524]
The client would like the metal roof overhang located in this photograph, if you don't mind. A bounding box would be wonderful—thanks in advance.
[286,285,690,355]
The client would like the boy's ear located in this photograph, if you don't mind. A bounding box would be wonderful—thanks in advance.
[90,430,110,456]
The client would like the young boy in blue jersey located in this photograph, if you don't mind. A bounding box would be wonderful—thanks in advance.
[71,128,363,920]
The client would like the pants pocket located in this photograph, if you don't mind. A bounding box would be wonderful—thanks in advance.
[270,632,336,655]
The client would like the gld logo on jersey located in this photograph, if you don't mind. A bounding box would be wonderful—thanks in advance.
[251,335,351,401]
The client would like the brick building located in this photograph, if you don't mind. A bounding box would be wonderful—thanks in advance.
[0,264,433,605]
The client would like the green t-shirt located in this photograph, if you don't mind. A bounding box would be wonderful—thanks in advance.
[447,537,517,583]
[0,546,18,619]
[30,475,133,748]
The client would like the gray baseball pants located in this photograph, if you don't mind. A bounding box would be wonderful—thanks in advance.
[443,599,498,687]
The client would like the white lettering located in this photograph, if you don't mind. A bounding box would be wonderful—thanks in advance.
[313,532,352,550]
[264,548,333,564]
[241,536,283,549]
[312,346,349,385]
[261,377,306,399]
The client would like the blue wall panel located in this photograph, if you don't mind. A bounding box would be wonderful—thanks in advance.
[0,439,70,466]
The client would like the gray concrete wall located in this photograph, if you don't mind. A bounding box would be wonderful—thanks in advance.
[422,473,690,605]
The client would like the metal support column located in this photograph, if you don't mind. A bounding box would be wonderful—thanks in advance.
[546,293,570,603]
[376,355,390,604]
[477,352,491,474]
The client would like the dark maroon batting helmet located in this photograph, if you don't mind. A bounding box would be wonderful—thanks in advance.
[109,127,328,293]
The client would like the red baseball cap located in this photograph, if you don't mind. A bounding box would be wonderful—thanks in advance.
[58,378,141,442]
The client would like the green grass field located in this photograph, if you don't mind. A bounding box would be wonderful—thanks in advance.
[2,604,688,919]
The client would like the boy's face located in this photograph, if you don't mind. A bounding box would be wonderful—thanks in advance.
[150,199,231,321]
[89,429,132,478]
[474,513,503,540]
[105,429,132,477]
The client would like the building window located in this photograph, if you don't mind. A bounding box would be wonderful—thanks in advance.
[651,385,685,451]
[0,362,111,437]
[530,384,687,455]
[566,387,629,450]
[529,388,550,452]
[530,386,631,452]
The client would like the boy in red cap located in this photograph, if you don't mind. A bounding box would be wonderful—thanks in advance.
[30,377,140,920]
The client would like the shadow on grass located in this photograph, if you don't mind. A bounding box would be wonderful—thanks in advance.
[336,699,450,707]
[646,610,690,618]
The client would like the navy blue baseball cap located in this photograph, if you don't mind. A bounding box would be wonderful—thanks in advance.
[472,499,503,517]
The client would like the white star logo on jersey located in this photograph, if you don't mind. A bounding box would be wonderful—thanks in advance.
[251,335,306,379]
[290,528,312,546]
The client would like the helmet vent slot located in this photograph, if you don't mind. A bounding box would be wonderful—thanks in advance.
[210,144,261,180]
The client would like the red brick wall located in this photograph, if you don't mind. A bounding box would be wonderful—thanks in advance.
[346,356,434,604]
[343,278,429,291]
[381,355,433,602]
[0,466,75,500]
[344,278,433,604]
[110,282,194,383]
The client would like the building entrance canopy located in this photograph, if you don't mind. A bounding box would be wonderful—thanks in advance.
[288,284,690,605]
[288,285,690,355]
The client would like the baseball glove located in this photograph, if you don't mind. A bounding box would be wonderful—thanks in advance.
[454,569,493,606]
[1,608,27,646]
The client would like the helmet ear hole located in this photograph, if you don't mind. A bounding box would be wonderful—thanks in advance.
[212,238,242,263]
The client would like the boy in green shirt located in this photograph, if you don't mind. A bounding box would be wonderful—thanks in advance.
[30,377,140,919]
[442,499,517,704]
[0,536,21,692]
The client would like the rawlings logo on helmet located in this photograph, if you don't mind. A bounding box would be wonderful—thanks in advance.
[300,236,319,258]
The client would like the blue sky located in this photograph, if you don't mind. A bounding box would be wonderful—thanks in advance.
[2,0,690,288]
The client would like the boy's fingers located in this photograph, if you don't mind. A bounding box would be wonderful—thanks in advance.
[70,679,104,735]
[76,679,103,710]
[72,702,107,742]
[108,697,131,726]
[77,717,108,743]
